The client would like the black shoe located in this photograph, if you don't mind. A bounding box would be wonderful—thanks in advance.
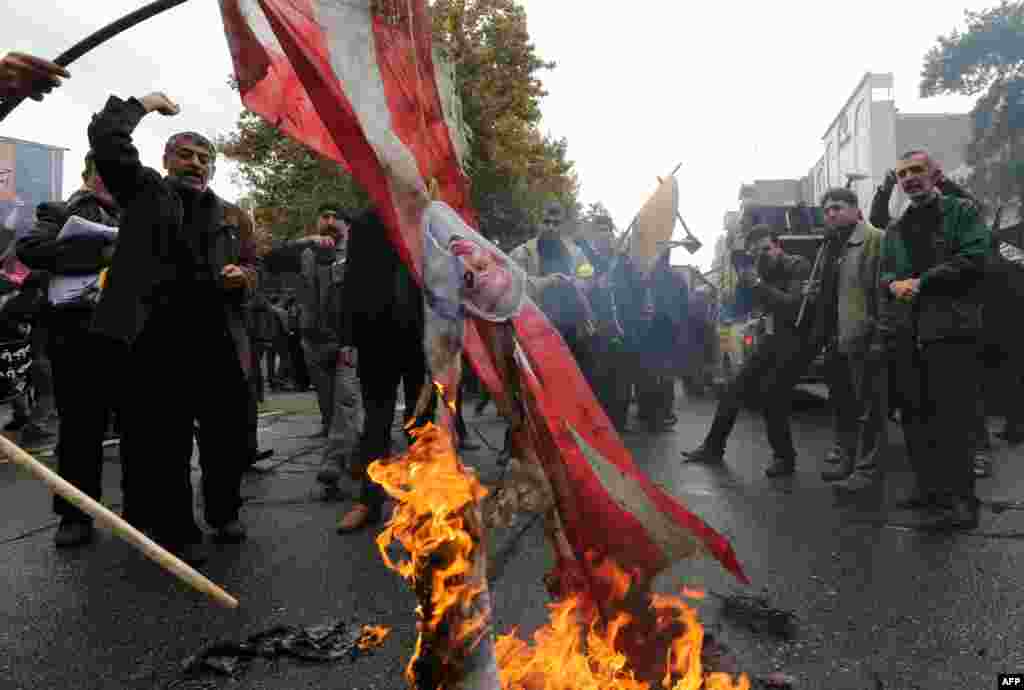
[681,445,724,464]
[212,519,248,544]
[821,458,854,482]
[20,424,56,452]
[832,469,881,495]
[168,541,209,567]
[54,519,95,548]
[765,457,796,477]
[996,429,1024,445]
[4,417,28,432]
[895,490,939,511]
[927,498,979,532]
[823,447,843,465]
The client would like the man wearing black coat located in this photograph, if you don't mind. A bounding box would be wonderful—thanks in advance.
[87,91,258,564]
[682,225,815,476]
[335,208,432,532]
[16,151,124,547]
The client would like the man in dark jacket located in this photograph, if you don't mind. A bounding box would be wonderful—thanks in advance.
[336,208,432,533]
[880,150,991,530]
[682,225,815,476]
[87,91,258,563]
[16,150,124,547]
[261,204,350,436]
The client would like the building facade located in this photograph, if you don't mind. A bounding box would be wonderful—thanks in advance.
[805,72,971,220]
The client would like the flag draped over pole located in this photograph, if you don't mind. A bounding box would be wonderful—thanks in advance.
[217,0,748,591]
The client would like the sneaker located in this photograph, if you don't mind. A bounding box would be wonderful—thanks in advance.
[54,519,95,548]
[765,456,796,478]
[680,445,725,464]
[212,520,248,544]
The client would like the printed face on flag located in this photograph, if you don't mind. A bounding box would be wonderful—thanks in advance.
[422,201,524,323]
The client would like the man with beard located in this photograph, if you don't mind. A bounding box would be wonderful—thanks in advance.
[802,188,886,491]
[681,225,813,476]
[879,150,991,530]
[509,201,596,385]
[16,150,124,547]
[88,92,257,563]
[261,204,351,438]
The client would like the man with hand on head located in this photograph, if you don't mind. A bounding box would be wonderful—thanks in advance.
[87,91,257,564]
[879,150,991,530]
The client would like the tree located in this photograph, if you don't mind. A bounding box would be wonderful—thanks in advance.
[430,0,578,246]
[217,0,577,247]
[216,110,369,240]
[920,1,1024,217]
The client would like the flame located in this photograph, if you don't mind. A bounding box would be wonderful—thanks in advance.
[369,420,490,681]
[371,412,749,690]
[495,559,749,690]
[358,624,391,650]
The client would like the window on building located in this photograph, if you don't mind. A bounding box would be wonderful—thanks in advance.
[825,143,833,186]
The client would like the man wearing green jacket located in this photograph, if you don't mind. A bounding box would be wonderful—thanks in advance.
[880,150,991,530]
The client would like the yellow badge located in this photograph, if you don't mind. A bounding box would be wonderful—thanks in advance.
[576,263,594,279]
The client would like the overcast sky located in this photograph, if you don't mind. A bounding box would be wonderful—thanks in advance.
[1,0,992,269]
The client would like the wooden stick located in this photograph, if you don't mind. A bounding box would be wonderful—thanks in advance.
[0,434,238,609]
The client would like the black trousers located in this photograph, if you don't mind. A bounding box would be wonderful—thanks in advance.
[119,308,250,544]
[48,308,128,522]
[704,334,811,460]
[355,330,432,512]
[895,340,978,500]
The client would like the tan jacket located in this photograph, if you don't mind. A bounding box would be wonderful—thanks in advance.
[836,221,884,354]
[508,235,589,300]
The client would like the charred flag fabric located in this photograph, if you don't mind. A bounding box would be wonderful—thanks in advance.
[218,0,747,587]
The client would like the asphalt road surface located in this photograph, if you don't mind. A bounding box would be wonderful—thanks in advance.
[2,387,1023,689]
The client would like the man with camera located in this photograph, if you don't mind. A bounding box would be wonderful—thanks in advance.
[682,225,813,476]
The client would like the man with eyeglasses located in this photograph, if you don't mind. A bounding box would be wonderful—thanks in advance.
[681,225,814,477]
[87,92,258,564]
[877,150,991,530]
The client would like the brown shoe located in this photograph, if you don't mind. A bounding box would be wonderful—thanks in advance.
[336,504,380,533]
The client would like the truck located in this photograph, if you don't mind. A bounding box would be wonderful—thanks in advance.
[1,136,68,248]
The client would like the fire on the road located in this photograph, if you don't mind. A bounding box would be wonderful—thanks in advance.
[370,419,749,689]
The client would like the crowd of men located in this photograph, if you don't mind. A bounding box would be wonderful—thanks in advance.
[0,47,1015,579]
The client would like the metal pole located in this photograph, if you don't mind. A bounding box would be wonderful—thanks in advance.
[0,0,192,121]
[795,238,828,328]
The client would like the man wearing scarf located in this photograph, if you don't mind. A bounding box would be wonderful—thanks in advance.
[88,92,257,564]
[805,188,886,492]
[879,150,991,530]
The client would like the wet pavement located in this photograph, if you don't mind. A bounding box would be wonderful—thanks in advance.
[2,386,1024,689]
